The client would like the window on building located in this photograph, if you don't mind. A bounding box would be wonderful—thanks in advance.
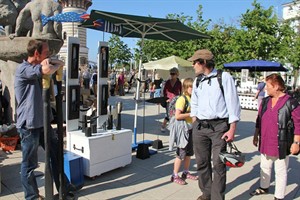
[63,32,67,40]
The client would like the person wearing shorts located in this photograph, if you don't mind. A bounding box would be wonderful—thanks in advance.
[170,78,198,185]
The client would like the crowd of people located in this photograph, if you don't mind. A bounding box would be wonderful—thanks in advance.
[78,67,139,97]
[13,39,300,200]
[152,49,299,200]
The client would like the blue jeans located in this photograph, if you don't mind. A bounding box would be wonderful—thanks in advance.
[154,89,161,98]
[18,127,65,200]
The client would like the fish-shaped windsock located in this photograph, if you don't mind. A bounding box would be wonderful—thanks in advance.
[41,12,89,26]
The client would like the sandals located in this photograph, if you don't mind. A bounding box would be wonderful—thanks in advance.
[171,175,186,185]
[250,187,269,196]
[181,172,198,180]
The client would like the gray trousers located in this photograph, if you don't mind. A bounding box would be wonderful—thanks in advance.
[192,119,229,200]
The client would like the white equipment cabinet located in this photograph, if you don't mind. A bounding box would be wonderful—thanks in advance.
[67,129,132,177]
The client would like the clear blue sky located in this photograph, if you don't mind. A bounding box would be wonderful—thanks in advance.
[86,0,289,62]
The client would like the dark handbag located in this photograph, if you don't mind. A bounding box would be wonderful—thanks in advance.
[161,100,167,108]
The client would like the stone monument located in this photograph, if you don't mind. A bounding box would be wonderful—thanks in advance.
[0,0,64,123]
[0,0,31,36]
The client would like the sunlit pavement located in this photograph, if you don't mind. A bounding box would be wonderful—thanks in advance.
[0,93,299,200]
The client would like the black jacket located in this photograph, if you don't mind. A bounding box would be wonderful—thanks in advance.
[257,96,298,159]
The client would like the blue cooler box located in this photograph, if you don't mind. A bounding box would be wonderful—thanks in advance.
[64,151,84,190]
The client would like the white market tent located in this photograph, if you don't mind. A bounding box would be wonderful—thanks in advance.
[143,55,195,80]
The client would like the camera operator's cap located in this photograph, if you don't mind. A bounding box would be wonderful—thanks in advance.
[188,49,214,61]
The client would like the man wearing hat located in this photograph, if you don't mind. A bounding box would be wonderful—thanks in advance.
[188,49,241,200]
[253,76,266,109]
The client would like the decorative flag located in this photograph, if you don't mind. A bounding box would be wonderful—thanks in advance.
[80,13,90,20]
[93,19,123,34]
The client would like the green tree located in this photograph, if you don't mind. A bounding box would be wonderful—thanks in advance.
[131,0,300,87]
[108,35,133,69]
[207,23,238,69]
[237,0,279,60]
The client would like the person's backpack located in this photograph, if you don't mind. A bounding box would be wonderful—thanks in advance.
[92,73,97,83]
[168,95,188,118]
[110,73,116,85]
[196,69,224,96]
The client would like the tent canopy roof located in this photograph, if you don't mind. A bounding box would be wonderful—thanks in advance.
[143,55,192,70]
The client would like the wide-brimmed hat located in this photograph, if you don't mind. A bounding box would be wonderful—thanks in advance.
[259,76,264,81]
[188,49,214,61]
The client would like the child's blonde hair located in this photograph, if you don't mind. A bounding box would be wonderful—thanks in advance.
[182,78,193,95]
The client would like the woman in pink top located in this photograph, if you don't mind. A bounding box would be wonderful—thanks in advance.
[161,67,182,132]
[118,71,125,96]
[251,74,300,200]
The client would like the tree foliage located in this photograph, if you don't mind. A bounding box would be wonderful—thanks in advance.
[106,0,300,85]
[108,35,133,69]
[238,0,278,60]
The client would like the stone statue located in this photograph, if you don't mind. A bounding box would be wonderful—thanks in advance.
[0,0,30,36]
[10,0,63,40]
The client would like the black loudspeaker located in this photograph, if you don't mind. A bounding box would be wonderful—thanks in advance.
[136,143,150,159]
[100,46,109,78]
[152,139,163,149]
[68,85,80,120]
[100,85,108,115]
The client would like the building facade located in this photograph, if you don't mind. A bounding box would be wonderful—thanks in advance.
[58,0,92,68]
[283,1,300,32]
[282,1,300,86]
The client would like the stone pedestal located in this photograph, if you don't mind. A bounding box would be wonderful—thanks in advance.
[0,60,18,123]
[0,37,63,123]
[0,37,63,63]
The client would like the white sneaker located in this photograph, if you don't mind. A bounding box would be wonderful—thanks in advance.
[161,126,166,132]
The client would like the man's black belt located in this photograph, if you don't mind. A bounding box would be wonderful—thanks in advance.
[197,118,228,123]
[196,118,228,130]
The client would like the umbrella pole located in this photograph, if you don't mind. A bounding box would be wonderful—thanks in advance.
[157,105,160,140]
[133,58,142,146]
[133,35,144,148]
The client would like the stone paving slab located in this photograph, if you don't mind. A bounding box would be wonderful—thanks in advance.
[0,93,299,200]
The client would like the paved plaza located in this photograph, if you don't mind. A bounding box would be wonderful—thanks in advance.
[0,93,299,200]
